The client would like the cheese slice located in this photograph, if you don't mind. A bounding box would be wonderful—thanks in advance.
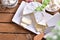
[34,11,47,26]
[21,23,28,27]
[22,17,32,24]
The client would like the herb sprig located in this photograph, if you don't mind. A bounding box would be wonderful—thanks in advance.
[35,0,50,11]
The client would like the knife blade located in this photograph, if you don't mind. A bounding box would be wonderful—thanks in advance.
[34,26,55,40]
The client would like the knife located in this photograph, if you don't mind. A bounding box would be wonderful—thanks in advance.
[34,26,55,40]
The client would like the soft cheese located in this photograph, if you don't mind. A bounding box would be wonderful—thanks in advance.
[21,23,28,27]
[22,17,32,25]
[23,2,42,15]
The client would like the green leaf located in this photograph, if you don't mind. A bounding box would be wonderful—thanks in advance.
[46,36,53,40]
[57,21,60,26]
[35,0,50,11]
[42,0,50,5]
[42,3,47,6]
[57,35,60,40]
[35,6,41,11]
[52,29,57,33]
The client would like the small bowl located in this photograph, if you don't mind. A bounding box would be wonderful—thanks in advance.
[45,5,60,15]
[54,0,60,8]
[1,0,18,8]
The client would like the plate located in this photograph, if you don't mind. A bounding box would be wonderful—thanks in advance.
[12,1,53,34]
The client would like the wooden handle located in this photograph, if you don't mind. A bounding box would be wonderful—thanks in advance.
[34,33,44,40]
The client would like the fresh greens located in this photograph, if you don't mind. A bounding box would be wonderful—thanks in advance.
[57,35,60,40]
[46,29,60,40]
[46,36,53,40]
[57,21,60,26]
[35,0,50,11]
[46,21,60,40]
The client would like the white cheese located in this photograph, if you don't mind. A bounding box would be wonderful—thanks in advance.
[22,17,32,25]
[34,11,46,26]
[21,23,28,27]
[23,2,42,15]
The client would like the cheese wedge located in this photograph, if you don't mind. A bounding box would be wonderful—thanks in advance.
[22,17,32,24]
[30,13,47,32]
[23,2,42,15]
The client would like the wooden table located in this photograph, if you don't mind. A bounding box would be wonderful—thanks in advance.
[0,0,46,40]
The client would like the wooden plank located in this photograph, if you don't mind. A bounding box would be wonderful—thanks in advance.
[16,34,46,40]
[0,33,45,40]
[0,23,30,33]
[0,34,34,40]
[0,13,14,22]
[16,34,37,40]
[16,34,32,40]
[0,34,16,40]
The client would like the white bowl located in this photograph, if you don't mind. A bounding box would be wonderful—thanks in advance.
[54,0,60,8]
[1,0,18,8]
[46,5,59,12]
